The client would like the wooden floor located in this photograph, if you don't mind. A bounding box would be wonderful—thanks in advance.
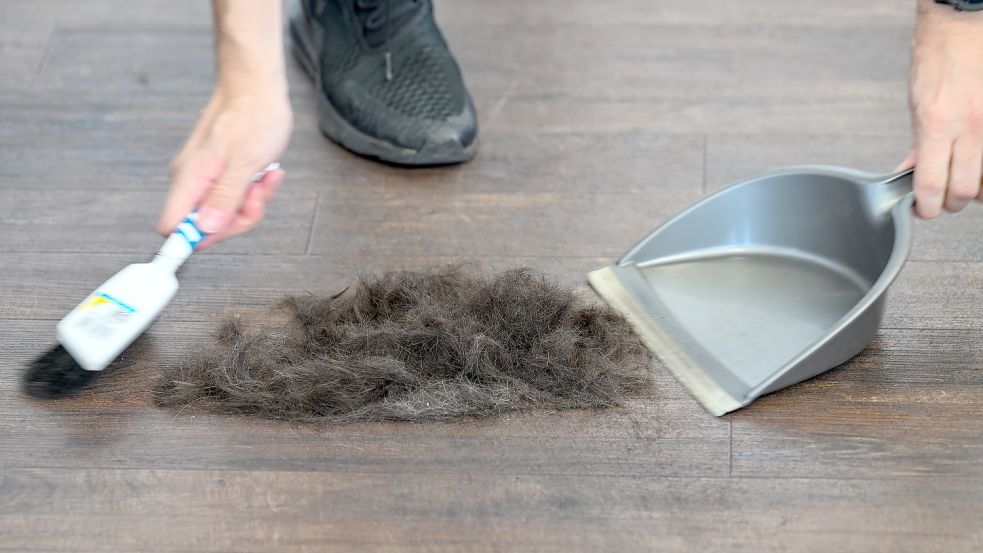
[2,1,982,551]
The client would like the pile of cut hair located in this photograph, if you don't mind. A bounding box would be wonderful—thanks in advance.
[155,266,652,423]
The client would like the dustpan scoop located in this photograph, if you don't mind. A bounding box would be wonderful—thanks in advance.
[589,166,914,416]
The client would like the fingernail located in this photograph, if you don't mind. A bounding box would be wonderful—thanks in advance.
[196,206,233,234]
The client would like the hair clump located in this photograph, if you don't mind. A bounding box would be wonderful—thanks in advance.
[155,266,652,422]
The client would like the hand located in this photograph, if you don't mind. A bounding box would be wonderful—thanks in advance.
[900,0,983,218]
[157,85,292,248]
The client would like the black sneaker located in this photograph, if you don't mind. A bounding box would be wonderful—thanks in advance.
[290,0,478,165]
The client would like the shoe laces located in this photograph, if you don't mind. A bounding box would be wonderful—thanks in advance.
[353,0,422,80]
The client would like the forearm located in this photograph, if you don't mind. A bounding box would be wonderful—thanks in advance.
[211,0,287,94]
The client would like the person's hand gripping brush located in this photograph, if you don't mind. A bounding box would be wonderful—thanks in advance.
[158,0,292,247]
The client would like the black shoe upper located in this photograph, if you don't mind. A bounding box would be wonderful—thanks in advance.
[295,0,477,163]
[353,0,424,49]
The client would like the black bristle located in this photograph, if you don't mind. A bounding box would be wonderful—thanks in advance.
[23,345,98,398]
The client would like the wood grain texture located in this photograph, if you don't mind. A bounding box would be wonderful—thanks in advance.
[730,328,983,478]
[705,134,913,191]
[6,255,983,331]
[0,469,979,553]
[0,190,316,254]
[0,1,981,552]
[0,254,615,321]
[436,0,916,28]
[0,25,51,79]
[308,188,701,258]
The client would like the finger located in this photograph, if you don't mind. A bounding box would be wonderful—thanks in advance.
[195,170,284,249]
[894,150,917,173]
[913,137,952,219]
[944,135,983,213]
[157,151,223,235]
[257,167,285,202]
[196,161,265,234]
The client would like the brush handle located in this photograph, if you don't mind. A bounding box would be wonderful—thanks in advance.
[153,213,207,271]
[153,162,280,272]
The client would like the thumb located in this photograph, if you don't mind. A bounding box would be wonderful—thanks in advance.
[195,161,261,234]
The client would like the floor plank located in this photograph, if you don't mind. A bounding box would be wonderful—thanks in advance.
[731,328,983,478]
[0,125,705,195]
[0,469,977,553]
[705,134,912,190]
[0,316,728,478]
[437,0,916,28]
[886,261,983,330]
[0,25,51,79]
[0,189,316,254]
[6,254,983,331]
[0,1,212,26]
[0,253,614,321]
[308,188,700,257]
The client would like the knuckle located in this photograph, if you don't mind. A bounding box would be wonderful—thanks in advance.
[965,111,983,134]
[917,177,946,194]
[965,108,983,132]
[917,105,949,136]
[207,187,242,208]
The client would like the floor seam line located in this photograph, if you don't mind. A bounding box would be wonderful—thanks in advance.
[305,191,320,255]
[701,134,708,196]
[34,24,57,73]
[728,420,733,477]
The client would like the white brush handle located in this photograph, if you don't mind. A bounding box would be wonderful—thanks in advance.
[152,162,280,272]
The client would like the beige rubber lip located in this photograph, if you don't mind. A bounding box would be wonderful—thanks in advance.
[587,266,744,417]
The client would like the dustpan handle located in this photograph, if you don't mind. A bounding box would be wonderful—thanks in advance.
[868,168,915,218]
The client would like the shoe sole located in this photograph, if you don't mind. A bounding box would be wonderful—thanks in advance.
[289,7,477,166]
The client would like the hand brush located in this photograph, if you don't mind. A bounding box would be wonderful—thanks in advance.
[23,163,279,398]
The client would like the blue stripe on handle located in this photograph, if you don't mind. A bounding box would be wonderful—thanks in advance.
[175,226,198,248]
[183,214,206,237]
[176,215,206,248]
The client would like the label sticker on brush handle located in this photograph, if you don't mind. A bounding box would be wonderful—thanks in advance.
[76,293,137,337]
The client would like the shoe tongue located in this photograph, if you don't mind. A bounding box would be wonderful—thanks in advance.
[354,0,424,48]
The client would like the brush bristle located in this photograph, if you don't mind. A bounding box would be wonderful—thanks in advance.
[23,345,98,398]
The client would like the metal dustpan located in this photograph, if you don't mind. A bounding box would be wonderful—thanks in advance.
[589,166,914,416]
